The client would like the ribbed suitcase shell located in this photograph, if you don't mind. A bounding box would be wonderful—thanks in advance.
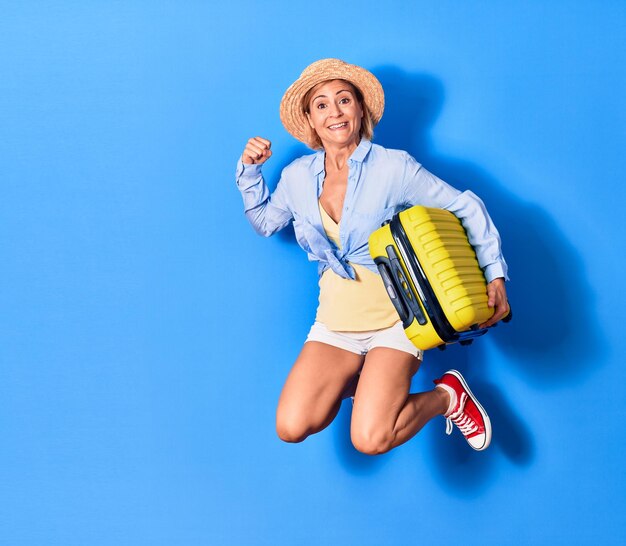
[369,205,494,350]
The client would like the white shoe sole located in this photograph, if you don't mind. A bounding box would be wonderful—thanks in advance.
[446,369,492,451]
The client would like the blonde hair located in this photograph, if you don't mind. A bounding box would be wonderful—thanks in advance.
[302,80,375,150]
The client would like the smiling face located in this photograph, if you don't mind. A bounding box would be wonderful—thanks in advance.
[305,79,364,150]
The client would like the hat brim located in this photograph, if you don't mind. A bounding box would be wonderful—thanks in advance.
[279,59,384,146]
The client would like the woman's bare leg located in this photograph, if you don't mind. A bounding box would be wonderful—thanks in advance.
[276,341,364,443]
[350,347,450,455]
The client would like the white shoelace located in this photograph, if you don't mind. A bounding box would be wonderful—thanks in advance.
[445,392,479,436]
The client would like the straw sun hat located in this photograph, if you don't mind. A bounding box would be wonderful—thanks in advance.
[279,58,385,146]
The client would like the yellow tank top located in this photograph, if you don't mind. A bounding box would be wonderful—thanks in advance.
[315,201,400,331]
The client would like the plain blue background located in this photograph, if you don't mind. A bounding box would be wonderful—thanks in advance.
[1,1,625,544]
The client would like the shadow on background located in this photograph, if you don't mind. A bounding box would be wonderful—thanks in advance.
[372,65,607,384]
[269,67,606,385]
[262,67,604,486]
[363,64,603,491]
[424,345,535,494]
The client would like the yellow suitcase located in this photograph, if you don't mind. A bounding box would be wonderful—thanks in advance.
[369,205,509,351]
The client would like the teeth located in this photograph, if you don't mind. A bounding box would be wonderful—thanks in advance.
[329,122,348,129]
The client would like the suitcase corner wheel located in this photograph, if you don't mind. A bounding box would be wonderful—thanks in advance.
[369,205,510,351]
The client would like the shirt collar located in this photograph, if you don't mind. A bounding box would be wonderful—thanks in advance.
[312,138,372,176]
[350,138,372,163]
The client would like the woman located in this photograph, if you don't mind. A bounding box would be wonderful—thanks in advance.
[235,59,509,454]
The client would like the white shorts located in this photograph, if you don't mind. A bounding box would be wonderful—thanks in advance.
[305,321,423,360]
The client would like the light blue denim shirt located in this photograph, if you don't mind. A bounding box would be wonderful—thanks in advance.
[235,139,508,283]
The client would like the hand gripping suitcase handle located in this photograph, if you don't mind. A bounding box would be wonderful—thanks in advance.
[492,305,513,325]
[489,301,513,328]
[485,304,512,329]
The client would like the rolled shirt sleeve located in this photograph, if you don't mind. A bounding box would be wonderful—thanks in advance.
[235,158,293,237]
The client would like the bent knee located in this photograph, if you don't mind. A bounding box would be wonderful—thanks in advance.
[351,428,394,455]
[276,417,310,443]
[276,425,308,444]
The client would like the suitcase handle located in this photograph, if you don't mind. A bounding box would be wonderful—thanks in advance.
[376,261,410,324]
[375,249,428,327]
[384,245,428,326]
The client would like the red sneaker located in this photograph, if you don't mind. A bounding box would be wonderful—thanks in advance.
[433,370,492,451]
